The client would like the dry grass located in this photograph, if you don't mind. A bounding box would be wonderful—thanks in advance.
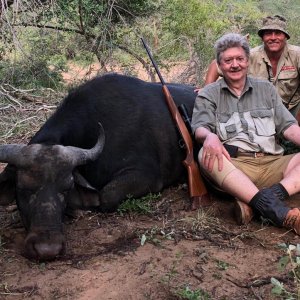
[0,85,64,144]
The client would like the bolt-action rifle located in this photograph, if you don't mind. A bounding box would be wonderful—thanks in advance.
[141,38,210,209]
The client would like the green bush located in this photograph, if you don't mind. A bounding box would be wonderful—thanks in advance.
[0,59,63,90]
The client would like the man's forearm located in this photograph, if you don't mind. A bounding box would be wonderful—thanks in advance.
[283,124,300,145]
[204,60,219,85]
[194,127,213,144]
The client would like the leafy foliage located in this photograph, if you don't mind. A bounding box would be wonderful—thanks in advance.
[117,193,161,215]
[0,0,300,88]
[0,27,65,89]
[0,0,162,88]
[160,0,263,84]
[271,243,300,299]
[176,285,211,300]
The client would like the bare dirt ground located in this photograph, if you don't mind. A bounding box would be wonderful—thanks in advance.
[1,187,300,300]
[0,65,300,300]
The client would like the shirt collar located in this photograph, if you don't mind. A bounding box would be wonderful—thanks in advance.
[219,76,253,95]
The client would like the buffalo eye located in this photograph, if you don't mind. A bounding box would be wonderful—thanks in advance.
[17,170,43,190]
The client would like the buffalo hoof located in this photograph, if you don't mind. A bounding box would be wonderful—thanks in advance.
[24,231,65,261]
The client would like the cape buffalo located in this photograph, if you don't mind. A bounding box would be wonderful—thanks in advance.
[0,73,198,260]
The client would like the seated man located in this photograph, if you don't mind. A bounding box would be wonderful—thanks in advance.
[191,33,300,233]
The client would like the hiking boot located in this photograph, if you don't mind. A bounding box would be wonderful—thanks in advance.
[283,208,300,235]
[233,199,254,225]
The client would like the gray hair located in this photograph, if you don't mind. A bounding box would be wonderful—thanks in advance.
[214,33,250,64]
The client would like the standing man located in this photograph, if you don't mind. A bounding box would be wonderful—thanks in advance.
[191,33,300,232]
[250,15,300,116]
[204,15,300,119]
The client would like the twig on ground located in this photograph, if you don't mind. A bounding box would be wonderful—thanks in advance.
[226,274,290,288]
[250,286,263,300]
[0,89,22,106]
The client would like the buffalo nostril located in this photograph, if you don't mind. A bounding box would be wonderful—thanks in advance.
[34,242,64,260]
[24,231,65,261]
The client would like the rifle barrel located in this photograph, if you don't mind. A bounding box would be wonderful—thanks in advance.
[141,38,165,85]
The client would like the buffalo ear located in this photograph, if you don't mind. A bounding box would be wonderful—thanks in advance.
[0,165,16,206]
[66,170,100,212]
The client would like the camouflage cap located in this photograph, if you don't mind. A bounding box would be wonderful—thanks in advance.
[258,15,290,39]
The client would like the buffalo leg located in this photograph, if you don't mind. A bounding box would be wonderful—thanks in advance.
[99,170,163,212]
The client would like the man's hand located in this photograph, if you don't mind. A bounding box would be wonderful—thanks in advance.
[201,132,231,172]
[194,87,202,93]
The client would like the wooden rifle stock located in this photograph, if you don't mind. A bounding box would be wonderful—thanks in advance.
[141,38,210,208]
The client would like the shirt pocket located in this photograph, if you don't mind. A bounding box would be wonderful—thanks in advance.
[277,68,298,91]
[217,114,237,140]
[250,110,275,136]
[278,67,298,80]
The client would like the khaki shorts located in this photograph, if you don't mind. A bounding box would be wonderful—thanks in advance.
[198,147,295,189]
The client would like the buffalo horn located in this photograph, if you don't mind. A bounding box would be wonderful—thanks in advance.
[65,123,105,166]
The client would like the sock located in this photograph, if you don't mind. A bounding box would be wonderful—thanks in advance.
[249,188,289,226]
[271,183,289,200]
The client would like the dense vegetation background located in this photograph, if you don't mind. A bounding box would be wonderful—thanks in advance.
[0,0,300,92]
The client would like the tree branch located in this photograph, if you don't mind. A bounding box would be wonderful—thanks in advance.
[12,22,156,81]
[12,22,86,35]
[0,0,14,13]
[117,44,156,82]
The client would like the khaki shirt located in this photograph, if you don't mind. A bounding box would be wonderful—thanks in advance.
[249,44,300,109]
[191,76,296,155]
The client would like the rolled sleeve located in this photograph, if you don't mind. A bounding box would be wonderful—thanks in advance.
[191,88,218,134]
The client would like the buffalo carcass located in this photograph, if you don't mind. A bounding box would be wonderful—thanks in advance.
[0,73,197,260]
